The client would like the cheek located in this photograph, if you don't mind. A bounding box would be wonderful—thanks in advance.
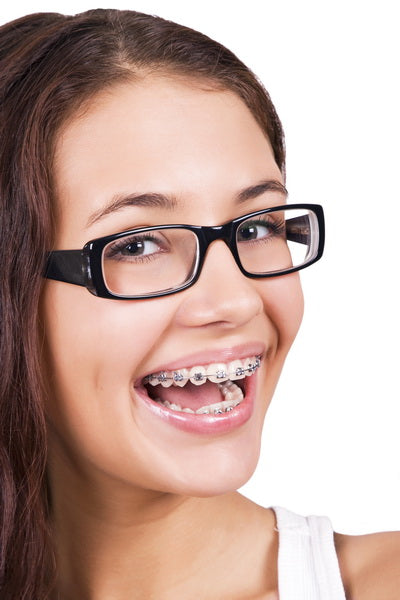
[259,272,304,350]
[40,282,172,447]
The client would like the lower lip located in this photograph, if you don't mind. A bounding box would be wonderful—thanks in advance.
[133,372,257,435]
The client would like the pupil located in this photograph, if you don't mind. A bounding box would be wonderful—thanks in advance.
[240,225,256,240]
[124,240,143,255]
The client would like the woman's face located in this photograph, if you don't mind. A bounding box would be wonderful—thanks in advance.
[42,77,304,498]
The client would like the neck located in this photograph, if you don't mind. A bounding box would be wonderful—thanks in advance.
[48,448,277,600]
[51,486,245,599]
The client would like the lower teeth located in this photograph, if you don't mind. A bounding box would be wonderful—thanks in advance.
[155,380,244,415]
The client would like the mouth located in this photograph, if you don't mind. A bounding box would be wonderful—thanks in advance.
[143,355,260,414]
[133,353,262,434]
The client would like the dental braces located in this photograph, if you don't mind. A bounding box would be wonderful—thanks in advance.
[145,356,261,385]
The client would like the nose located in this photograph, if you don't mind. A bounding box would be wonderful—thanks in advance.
[174,240,264,329]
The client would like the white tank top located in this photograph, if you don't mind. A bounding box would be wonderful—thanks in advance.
[272,506,347,599]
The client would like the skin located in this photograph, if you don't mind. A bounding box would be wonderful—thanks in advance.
[42,76,301,599]
[41,77,400,599]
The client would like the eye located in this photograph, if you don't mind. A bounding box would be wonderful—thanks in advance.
[237,218,274,242]
[104,233,168,262]
[120,237,159,257]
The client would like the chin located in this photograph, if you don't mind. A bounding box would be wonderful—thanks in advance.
[159,435,262,498]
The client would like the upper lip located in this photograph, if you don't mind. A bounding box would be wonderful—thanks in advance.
[134,341,267,385]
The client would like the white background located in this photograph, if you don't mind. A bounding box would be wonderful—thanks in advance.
[2,1,399,535]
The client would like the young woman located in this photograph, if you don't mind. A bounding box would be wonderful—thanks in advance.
[0,8,398,599]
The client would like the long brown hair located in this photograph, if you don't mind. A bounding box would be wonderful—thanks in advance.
[0,9,285,598]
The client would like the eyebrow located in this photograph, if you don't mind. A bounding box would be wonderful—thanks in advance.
[86,179,288,228]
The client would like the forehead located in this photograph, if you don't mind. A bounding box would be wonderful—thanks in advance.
[53,77,281,244]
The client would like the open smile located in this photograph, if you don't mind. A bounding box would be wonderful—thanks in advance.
[133,351,263,434]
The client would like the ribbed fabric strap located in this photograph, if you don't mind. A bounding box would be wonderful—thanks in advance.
[272,506,347,600]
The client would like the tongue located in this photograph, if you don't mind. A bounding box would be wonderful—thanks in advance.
[153,380,223,410]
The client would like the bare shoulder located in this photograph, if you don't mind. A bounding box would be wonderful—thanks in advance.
[334,529,400,599]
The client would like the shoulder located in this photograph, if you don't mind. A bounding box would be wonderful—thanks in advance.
[334,529,400,599]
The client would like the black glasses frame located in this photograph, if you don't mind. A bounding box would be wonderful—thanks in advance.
[45,203,325,300]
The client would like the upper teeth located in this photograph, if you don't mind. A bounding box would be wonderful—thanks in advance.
[145,355,261,388]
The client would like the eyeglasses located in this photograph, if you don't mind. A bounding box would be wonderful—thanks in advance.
[45,203,325,300]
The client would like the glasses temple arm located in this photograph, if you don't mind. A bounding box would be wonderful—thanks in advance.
[44,250,86,286]
[285,215,313,246]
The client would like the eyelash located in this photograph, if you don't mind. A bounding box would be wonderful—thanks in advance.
[105,233,166,262]
[238,217,286,240]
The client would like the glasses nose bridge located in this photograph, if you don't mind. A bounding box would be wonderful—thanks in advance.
[199,221,239,270]
[204,220,234,240]
[202,221,235,253]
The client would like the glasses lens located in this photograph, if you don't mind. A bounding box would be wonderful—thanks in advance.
[237,208,319,274]
[102,228,199,297]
